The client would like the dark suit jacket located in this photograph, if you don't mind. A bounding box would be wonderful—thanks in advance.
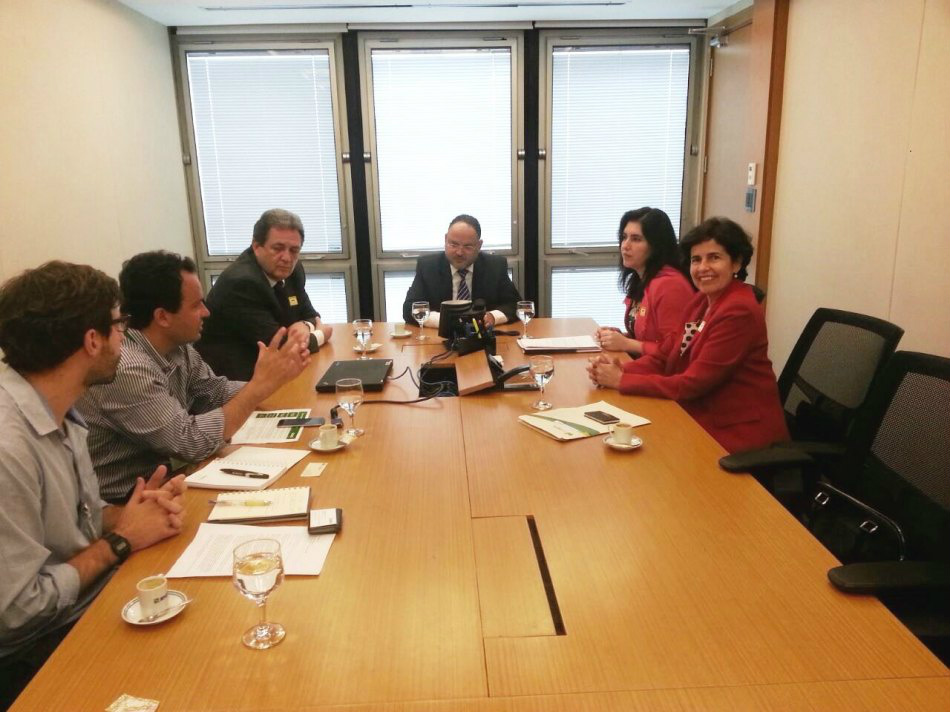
[196,247,319,381]
[401,252,522,323]
[619,279,789,453]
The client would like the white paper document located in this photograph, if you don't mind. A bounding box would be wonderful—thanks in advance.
[517,335,601,352]
[184,446,309,491]
[166,523,335,578]
[230,409,311,444]
[519,400,650,441]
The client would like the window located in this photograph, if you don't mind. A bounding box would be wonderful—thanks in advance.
[208,271,349,324]
[176,36,357,323]
[549,46,690,248]
[304,274,349,324]
[360,32,523,320]
[370,47,514,252]
[549,266,624,329]
[186,50,345,256]
[382,271,415,323]
[538,31,701,317]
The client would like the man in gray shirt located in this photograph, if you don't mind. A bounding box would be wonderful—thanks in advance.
[0,261,186,707]
[77,251,310,502]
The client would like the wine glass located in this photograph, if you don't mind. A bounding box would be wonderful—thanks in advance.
[353,318,373,359]
[232,538,285,650]
[529,355,554,411]
[517,300,535,339]
[336,377,364,437]
[411,301,430,340]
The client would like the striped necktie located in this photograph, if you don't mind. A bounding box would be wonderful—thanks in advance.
[457,268,471,301]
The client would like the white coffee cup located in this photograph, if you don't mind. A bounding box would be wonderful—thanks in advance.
[318,423,340,449]
[610,422,635,446]
[393,323,408,336]
[136,575,168,620]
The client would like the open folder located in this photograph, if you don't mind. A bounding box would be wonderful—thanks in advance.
[519,400,650,441]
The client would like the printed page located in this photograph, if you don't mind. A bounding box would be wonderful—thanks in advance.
[231,409,311,444]
[166,522,334,577]
[517,335,601,351]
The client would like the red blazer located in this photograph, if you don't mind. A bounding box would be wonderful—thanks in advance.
[619,280,789,453]
[623,265,694,357]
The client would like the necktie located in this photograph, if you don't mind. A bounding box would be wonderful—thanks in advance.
[273,281,293,325]
[457,268,471,301]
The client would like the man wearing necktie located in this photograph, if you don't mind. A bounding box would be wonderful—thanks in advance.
[401,214,522,329]
[198,209,334,381]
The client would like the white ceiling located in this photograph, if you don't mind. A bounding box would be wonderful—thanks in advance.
[116,0,740,27]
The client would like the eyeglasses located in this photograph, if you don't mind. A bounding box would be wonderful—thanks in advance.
[110,315,131,333]
[446,241,479,252]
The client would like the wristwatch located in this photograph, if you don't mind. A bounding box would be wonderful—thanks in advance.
[103,532,132,564]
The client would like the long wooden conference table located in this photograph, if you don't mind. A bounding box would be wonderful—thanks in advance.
[13,319,949,710]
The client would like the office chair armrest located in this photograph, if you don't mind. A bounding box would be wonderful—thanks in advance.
[718,446,815,473]
[828,561,950,594]
[770,440,847,459]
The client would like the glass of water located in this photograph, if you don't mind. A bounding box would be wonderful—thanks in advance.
[529,355,554,411]
[517,301,535,339]
[233,538,285,650]
[411,301,430,340]
[353,319,373,359]
[336,377,364,437]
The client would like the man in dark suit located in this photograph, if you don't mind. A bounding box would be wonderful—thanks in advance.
[401,214,522,328]
[197,209,333,381]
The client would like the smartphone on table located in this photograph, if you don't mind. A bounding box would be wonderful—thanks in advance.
[276,417,326,428]
[584,410,620,425]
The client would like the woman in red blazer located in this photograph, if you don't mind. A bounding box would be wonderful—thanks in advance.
[588,217,788,453]
[594,208,694,358]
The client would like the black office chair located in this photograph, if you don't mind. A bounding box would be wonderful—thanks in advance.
[808,351,950,664]
[720,308,904,511]
[776,308,904,442]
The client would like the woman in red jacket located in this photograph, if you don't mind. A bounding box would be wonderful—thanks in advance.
[594,208,693,358]
[588,217,788,453]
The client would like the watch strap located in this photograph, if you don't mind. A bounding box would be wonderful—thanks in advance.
[104,531,131,563]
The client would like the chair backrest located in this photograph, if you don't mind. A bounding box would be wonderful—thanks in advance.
[836,351,950,562]
[778,308,903,442]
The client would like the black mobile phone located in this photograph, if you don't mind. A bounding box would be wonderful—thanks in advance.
[276,417,326,428]
[584,410,620,425]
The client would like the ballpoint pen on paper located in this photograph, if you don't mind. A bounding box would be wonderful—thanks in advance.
[220,468,270,479]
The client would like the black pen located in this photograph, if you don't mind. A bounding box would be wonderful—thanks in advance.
[220,468,269,479]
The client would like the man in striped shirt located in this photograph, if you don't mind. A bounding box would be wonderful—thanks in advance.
[77,251,309,502]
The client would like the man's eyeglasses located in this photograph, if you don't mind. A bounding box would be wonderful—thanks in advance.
[446,241,479,253]
[110,315,131,333]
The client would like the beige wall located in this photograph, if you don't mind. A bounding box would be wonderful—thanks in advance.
[0,0,192,281]
[767,0,950,370]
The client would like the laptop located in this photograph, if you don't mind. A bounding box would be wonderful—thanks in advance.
[315,358,394,392]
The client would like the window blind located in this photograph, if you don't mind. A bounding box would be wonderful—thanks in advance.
[305,274,348,324]
[371,48,512,253]
[187,51,343,256]
[210,272,348,323]
[550,46,689,248]
[550,266,625,329]
[383,271,416,322]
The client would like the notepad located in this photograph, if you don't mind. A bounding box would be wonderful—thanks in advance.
[184,446,309,490]
[208,486,311,524]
